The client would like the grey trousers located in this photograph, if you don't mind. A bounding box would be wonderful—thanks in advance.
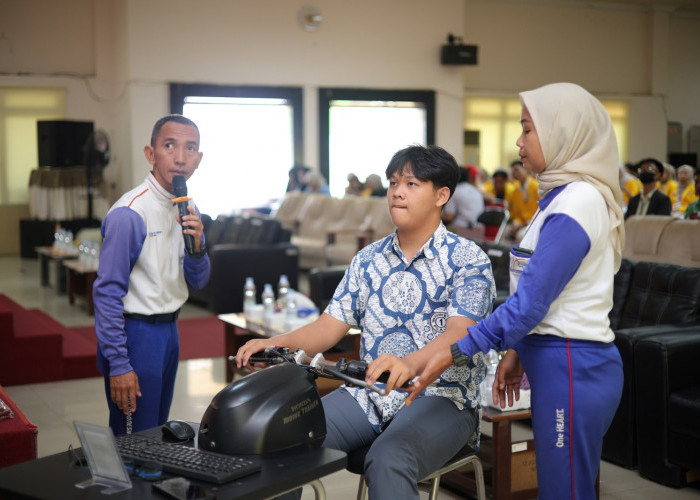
[322,388,478,500]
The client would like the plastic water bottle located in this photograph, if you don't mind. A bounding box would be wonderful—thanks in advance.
[480,349,500,408]
[89,240,100,267]
[276,274,290,311]
[243,277,256,315]
[262,283,275,325]
[286,289,297,320]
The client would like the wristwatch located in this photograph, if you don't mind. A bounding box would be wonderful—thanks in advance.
[188,241,207,259]
[450,342,470,367]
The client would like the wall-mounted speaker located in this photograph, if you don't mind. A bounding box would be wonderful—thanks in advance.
[441,44,478,65]
[37,120,94,167]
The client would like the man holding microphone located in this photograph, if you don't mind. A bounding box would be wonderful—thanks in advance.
[93,114,210,435]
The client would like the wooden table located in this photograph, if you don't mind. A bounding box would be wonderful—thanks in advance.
[218,313,360,394]
[63,259,99,315]
[35,246,78,294]
[442,406,599,499]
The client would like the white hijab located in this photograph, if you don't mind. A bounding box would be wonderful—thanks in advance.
[520,83,625,270]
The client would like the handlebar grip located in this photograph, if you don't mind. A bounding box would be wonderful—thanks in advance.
[344,360,400,385]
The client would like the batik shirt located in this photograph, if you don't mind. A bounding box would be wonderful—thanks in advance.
[326,223,495,448]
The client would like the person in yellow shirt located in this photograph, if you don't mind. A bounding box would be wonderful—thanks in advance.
[507,160,539,241]
[676,165,698,213]
[657,163,678,208]
[619,163,642,208]
[483,169,515,208]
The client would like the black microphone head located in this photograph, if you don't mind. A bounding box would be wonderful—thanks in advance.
[173,175,187,197]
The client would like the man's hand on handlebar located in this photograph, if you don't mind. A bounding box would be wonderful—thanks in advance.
[235,339,282,370]
[365,354,417,393]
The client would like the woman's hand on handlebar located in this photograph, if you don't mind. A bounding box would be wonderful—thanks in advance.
[365,354,417,393]
[235,339,280,369]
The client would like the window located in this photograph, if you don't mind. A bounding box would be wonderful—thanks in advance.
[170,84,302,216]
[0,87,66,204]
[319,89,435,198]
[464,96,630,172]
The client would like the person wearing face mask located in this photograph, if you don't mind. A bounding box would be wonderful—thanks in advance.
[374,83,625,500]
[624,158,672,219]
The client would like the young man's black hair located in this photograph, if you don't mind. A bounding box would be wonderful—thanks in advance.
[384,145,460,198]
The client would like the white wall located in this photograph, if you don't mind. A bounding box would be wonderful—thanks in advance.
[667,16,700,151]
[119,0,467,189]
[461,0,700,162]
[1,0,699,201]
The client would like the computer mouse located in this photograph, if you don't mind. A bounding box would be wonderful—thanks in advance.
[162,420,196,442]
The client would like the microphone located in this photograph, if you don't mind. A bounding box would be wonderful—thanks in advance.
[172,175,196,255]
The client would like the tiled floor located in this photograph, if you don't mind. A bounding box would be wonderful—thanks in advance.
[1,255,699,499]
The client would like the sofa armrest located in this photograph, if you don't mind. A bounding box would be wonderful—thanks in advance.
[634,329,700,487]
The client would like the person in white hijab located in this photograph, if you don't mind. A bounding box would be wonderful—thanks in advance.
[371,83,625,500]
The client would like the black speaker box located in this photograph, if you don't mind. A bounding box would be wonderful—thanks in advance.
[37,120,94,167]
[441,44,478,65]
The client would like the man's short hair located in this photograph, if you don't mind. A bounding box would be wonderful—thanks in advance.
[385,145,460,198]
[636,157,663,175]
[151,114,200,146]
[493,169,509,180]
[510,160,524,169]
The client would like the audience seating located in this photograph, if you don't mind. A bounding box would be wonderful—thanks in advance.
[622,215,700,267]
[633,331,700,488]
[188,214,299,314]
[273,193,394,269]
[477,208,509,243]
[602,261,700,470]
[273,191,308,232]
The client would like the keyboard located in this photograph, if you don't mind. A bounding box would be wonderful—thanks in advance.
[116,434,261,484]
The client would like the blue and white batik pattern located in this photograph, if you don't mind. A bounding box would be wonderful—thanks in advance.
[326,223,495,448]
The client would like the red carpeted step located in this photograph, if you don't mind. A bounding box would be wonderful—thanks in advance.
[0,309,64,386]
[0,294,25,312]
[25,310,99,380]
[0,303,14,343]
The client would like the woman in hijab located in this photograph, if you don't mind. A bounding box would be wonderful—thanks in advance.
[370,83,624,500]
[676,164,697,213]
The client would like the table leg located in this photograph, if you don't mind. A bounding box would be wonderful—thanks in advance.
[57,263,68,295]
[491,419,512,500]
[39,254,49,287]
[67,268,76,305]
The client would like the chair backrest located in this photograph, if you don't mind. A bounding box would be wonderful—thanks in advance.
[294,194,338,239]
[204,216,228,246]
[326,197,376,244]
[360,197,395,242]
[475,241,510,295]
[655,218,700,267]
[477,209,509,243]
[273,191,308,231]
[619,261,700,329]
[218,216,251,245]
